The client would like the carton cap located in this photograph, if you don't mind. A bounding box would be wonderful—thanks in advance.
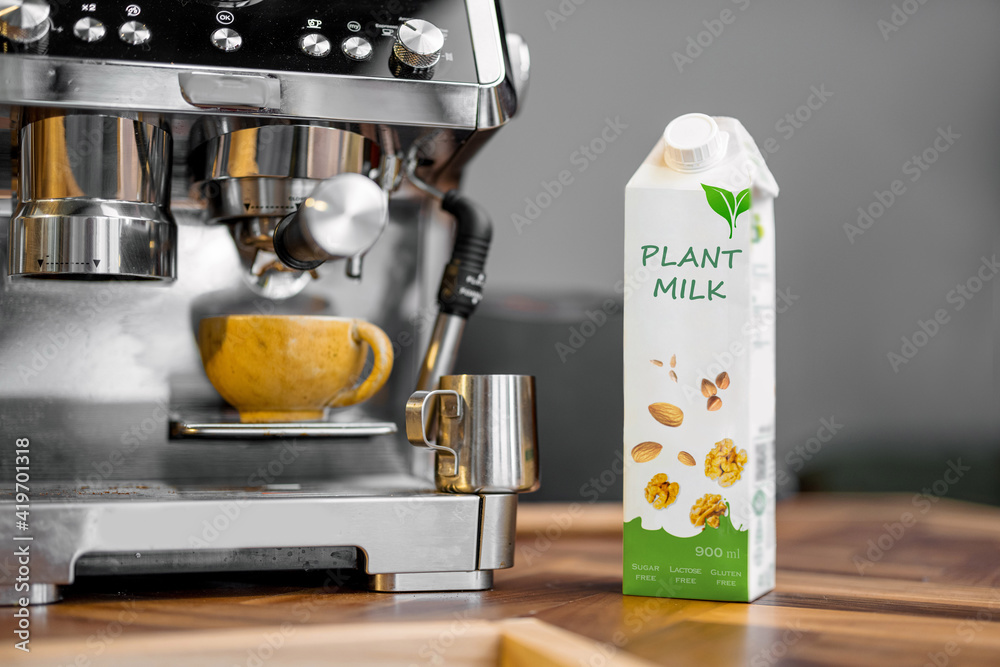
[663,113,729,172]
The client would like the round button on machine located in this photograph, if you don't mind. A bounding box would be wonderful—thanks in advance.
[341,35,372,61]
[299,32,331,58]
[73,17,106,43]
[118,20,151,46]
[211,27,241,52]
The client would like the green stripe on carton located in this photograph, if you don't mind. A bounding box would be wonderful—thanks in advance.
[623,513,749,601]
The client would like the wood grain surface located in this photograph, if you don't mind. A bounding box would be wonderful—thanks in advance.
[3,494,1000,666]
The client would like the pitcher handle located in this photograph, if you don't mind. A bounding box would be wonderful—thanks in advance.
[405,390,463,473]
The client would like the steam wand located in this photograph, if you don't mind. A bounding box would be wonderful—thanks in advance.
[407,162,493,396]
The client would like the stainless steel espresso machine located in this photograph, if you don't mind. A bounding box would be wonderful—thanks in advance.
[0,0,535,605]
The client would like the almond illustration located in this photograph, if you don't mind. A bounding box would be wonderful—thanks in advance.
[649,402,684,427]
[707,396,722,411]
[651,359,663,367]
[678,451,696,466]
[701,379,717,398]
[670,355,677,368]
[631,441,663,463]
[669,370,678,383]
[716,372,730,389]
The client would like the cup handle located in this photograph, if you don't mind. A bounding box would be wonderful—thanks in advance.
[405,390,463,473]
[329,320,395,407]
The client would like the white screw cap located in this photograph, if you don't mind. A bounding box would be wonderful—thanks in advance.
[663,113,729,172]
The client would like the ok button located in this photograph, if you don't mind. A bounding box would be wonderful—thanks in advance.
[217,11,235,25]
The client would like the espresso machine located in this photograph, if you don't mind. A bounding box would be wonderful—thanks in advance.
[0,0,536,605]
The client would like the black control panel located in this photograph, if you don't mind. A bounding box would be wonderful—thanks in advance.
[0,0,479,83]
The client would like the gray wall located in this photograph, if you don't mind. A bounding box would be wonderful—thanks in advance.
[461,1,1000,498]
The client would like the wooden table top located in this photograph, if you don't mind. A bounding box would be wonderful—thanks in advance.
[5,493,1000,666]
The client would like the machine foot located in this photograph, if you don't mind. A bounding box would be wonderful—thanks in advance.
[368,570,493,592]
[0,583,61,606]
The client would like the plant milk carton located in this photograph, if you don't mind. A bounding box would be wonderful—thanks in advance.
[623,113,778,601]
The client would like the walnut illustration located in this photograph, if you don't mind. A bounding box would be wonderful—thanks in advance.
[644,473,680,509]
[690,494,728,529]
[704,438,747,488]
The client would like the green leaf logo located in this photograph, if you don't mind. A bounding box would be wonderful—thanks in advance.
[700,183,752,239]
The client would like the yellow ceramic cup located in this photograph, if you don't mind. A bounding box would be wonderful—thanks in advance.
[198,315,394,423]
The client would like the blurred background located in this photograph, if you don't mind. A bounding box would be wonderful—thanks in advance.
[457,0,1000,502]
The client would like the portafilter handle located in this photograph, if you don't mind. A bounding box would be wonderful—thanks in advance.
[272,173,388,280]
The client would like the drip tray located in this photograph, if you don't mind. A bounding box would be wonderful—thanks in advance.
[170,410,397,440]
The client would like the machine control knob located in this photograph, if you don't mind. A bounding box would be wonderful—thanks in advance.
[73,17,105,42]
[0,0,51,44]
[211,27,241,52]
[299,32,330,57]
[393,19,443,69]
[118,20,151,46]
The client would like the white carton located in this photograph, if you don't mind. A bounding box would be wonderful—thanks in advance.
[623,114,778,601]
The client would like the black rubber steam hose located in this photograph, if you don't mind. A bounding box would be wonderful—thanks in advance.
[437,190,493,319]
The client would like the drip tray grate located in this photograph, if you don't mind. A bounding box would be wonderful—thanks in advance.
[170,412,397,440]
